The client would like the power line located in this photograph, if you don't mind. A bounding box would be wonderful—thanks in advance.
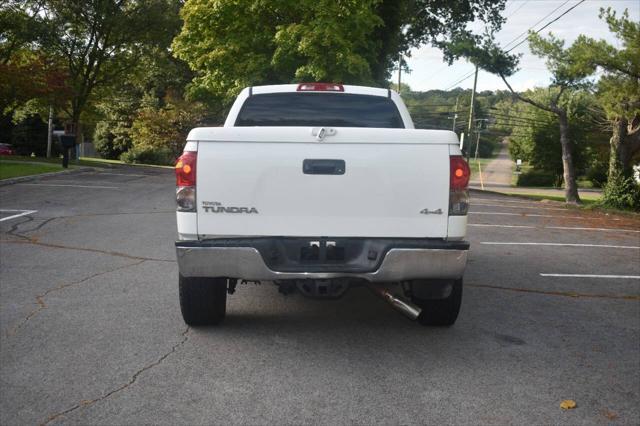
[489,106,552,117]
[441,0,584,90]
[486,112,552,125]
[411,110,469,117]
[505,0,586,53]
[505,0,530,19]
[503,0,571,50]
[436,0,532,90]
[444,70,477,91]
[406,103,466,107]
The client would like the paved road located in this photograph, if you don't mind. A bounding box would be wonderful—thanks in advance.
[469,141,603,200]
[471,139,513,187]
[1,168,639,425]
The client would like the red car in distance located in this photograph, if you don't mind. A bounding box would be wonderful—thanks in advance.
[0,143,15,156]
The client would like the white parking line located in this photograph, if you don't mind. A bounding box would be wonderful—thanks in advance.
[93,172,147,177]
[0,209,37,222]
[472,202,568,211]
[472,198,561,205]
[17,183,118,189]
[482,242,640,249]
[469,223,640,233]
[470,211,621,221]
[470,211,583,219]
[469,224,535,229]
[547,226,640,233]
[540,273,640,279]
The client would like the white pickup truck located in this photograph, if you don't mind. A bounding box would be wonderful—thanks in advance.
[175,83,470,327]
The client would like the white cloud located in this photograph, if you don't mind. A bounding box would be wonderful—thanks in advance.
[512,78,543,92]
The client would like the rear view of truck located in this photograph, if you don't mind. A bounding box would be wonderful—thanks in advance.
[175,83,470,327]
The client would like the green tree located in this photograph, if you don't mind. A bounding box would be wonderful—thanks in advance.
[1,2,70,120]
[572,8,640,181]
[173,0,509,103]
[497,89,605,186]
[0,1,48,64]
[459,31,597,203]
[36,0,183,141]
[124,94,208,165]
[92,45,197,159]
[173,0,382,102]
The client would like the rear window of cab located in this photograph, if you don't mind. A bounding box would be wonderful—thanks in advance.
[235,92,404,128]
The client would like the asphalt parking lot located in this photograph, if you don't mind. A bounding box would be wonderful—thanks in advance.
[1,167,639,425]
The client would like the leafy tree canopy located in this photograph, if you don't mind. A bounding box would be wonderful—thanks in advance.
[571,8,639,126]
[173,0,509,102]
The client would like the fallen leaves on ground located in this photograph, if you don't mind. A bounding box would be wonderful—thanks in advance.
[560,400,577,410]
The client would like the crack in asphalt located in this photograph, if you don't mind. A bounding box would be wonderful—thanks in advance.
[56,210,175,219]
[468,283,640,301]
[5,216,34,241]
[0,238,175,263]
[40,327,191,426]
[1,212,174,262]
[6,260,147,337]
[21,217,58,235]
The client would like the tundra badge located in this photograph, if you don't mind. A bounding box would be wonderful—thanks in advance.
[202,201,258,214]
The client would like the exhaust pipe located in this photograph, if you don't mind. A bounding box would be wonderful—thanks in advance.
[367,284,422,320]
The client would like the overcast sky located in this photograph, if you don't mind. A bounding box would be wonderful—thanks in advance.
[400,0,640,93]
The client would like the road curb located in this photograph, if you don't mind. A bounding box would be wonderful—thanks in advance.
[0,167,95,187]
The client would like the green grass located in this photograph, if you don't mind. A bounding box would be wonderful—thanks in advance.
[79,157,172,169]
[468,158,493,180]
[0,155,104,168]
[478,190,603,210]
[0,155,172,169]
[501,192,601,204]
[0,160,64,180]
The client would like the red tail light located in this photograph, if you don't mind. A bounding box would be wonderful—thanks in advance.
[297,83,344,92]
[175,151,197,186]
[450,156,470,190]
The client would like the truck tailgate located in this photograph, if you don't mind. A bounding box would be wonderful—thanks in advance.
[193,127,455,238]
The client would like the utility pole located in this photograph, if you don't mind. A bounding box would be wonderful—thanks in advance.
[474,118,488,160]
[397,52,402,92]
[466,65,479,162]
[46,105,53,158]
[451,96,459,131]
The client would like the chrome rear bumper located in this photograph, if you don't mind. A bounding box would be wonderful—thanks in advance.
[176,244,468,282]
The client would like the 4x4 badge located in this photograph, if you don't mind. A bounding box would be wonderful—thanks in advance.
[420,208,443,215]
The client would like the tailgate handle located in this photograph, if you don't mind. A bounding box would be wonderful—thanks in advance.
[303,159,345,175]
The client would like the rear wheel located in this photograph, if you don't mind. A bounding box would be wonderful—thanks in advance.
[410,279,462,326]
[179,275,227,326]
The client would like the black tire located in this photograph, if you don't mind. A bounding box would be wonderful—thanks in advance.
[179,275,227,326]
[411,279,463,326]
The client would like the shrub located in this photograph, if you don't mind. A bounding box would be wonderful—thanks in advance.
[585,161,608,188]
[128,96,207,164]
[600,171,640,211]
[516,169,560,187]
[93,121,133,159]
[120,145,174,165]
[10,114,47,156]
[470,137,497,158]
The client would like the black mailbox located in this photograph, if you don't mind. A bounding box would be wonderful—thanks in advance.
[60,135,76,148]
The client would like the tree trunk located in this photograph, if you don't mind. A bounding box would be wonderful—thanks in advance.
[608,117,628,180]
[558,112,581,204]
